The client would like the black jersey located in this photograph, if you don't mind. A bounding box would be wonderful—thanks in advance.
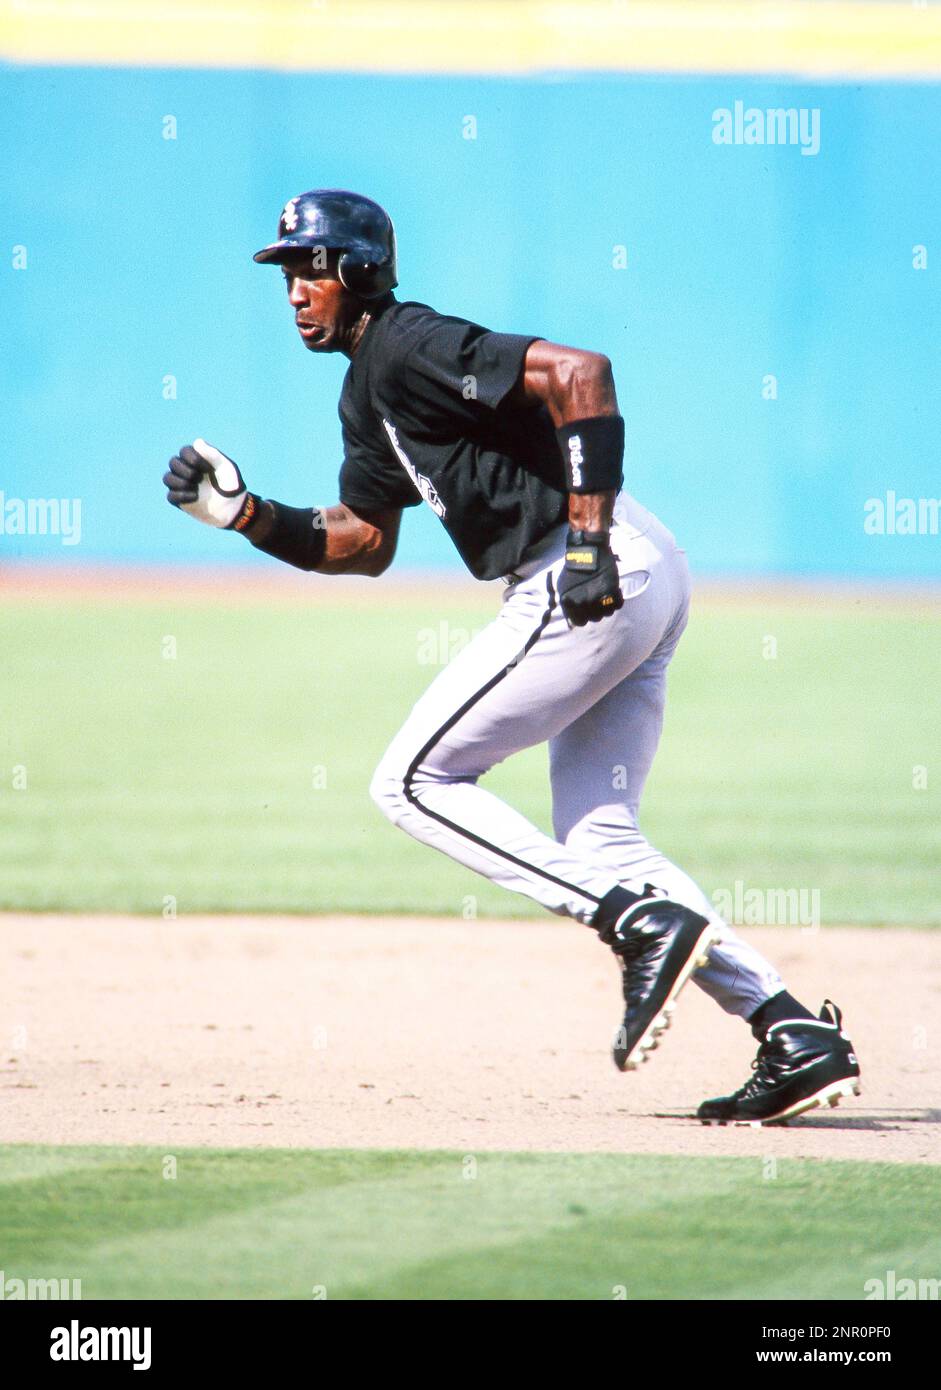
[337,298,568,581]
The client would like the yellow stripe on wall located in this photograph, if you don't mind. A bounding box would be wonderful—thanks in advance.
[3,0,941,78]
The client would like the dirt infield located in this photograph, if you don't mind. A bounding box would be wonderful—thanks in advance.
[3,915,938,1162]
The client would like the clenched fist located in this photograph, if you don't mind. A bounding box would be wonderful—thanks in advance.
[557,528,624,627]
[163,440,256,530]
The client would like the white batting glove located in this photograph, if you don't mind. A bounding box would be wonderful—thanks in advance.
[163,439,254,529]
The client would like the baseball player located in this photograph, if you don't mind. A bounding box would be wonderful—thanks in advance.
[164,189,861,1125]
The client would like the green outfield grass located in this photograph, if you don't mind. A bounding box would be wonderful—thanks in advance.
[2,1145,938,1300]
[1,589,937,921]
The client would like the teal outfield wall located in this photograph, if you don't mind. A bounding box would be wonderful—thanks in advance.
[3,66,939,577]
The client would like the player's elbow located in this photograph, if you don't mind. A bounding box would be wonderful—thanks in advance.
[546,350,615,413]
[346,506,399,577]
[578,351,615,397]
[585,350,613,380]
[364,545,395,577]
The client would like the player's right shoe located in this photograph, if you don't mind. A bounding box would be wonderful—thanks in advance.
[596,889,719,1071]
[697,1000,861,1126]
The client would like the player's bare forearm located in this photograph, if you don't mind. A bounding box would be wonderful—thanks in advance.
[248,500,400,577]
[568,490,615,532]
[313,503,399,576]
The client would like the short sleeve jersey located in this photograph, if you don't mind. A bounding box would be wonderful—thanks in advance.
[337,298,568,580]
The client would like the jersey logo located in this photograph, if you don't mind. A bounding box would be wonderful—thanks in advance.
[568,434,584,488]
[382,418,447,518]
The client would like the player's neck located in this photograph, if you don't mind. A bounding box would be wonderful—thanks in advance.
[343,292,396,359]
[345,311,375,359]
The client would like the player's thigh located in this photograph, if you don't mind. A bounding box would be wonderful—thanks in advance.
[378,567,674,786]
[372,577,551,784]
[548,651,672,844]
[547,540,692,835]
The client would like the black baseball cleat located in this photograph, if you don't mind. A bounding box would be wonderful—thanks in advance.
[697,1000,861,1126]
[595,887,719,1071]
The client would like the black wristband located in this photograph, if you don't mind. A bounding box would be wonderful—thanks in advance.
[556,415,624,494]
[246,499,327,572]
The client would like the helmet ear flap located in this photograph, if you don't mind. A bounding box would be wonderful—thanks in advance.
[338,249,397,299]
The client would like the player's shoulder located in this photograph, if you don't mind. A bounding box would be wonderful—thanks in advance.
[375,298,489,350]
[376,298,460,348]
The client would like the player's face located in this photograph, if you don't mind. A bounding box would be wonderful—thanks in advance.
[281,253,357,353]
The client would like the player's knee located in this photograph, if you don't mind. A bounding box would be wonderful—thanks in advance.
[368,758,408,824]
[558,809,642,853]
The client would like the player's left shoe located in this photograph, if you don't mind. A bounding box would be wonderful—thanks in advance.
[697,1000,861,1126]
[597,890,719,1071]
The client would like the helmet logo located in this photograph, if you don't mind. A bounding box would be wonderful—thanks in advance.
[255,190,397,295]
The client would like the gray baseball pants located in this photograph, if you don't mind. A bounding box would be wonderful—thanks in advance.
[370,491,783,1018]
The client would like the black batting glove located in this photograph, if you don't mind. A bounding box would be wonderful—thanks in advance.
[557,529,624,627]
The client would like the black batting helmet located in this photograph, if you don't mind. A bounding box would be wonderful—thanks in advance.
[253,189,397,299]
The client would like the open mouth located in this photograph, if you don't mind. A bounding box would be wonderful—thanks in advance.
[296,322,324,341]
